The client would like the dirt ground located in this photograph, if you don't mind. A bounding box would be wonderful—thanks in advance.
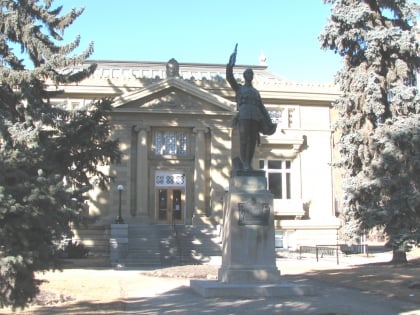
[1,248,420,314]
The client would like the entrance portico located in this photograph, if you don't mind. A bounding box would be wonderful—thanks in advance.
[111,75,236,225]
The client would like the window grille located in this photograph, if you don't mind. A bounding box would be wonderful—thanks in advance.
[155,172,186,187]
[154,130,190,156]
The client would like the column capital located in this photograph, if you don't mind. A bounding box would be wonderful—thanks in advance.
[133,125,151,133]
[193,127,209,134]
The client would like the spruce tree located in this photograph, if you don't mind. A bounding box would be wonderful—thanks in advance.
[0,0,120,309]
[320,0,420,263]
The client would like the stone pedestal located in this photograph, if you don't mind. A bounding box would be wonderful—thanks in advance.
[190,171,313,298]
[218,171,280,283]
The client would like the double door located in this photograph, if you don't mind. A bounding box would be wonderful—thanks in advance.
[156,188,184,223]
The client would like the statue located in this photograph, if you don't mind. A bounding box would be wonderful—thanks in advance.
[166,58,180,77]
[226,44,276,171]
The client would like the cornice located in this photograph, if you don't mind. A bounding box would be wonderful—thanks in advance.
[112,76,235,112]
[77,60,338,92]
[51,60,340,104]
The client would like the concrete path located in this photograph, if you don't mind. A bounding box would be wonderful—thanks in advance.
[4,252,420,315]
[121,276,419,315]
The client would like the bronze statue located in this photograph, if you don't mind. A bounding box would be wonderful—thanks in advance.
[226,44,276,171]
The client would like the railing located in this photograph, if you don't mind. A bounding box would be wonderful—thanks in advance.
[299,244,369,265]
[299,245,339,264]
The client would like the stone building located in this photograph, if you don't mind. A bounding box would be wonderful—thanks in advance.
[50,58,341,260]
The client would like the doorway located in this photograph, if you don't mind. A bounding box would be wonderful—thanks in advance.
[156,188,184,224]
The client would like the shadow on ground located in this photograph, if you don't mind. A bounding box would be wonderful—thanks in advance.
[16,260,420,315]
[301,257,420,304]
[4,254,420,315]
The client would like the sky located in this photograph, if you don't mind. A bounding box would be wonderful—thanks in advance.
[55,0,342,83]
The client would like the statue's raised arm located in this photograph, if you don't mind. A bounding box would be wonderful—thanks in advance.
[226,43,239,92]
[228,43,237,67]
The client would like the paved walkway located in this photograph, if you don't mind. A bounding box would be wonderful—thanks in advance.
[129,253,420,315]
[121,277,419,315]
[4,252,420,315]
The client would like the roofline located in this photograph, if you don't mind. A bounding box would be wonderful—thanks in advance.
[85,59,268,71]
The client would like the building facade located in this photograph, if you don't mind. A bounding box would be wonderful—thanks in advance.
[50,58,341,252]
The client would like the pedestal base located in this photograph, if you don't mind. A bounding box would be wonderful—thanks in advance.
[190,280,315,298]
[218,266,280,283]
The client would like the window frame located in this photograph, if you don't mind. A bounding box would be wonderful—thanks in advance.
[259,159,292,200]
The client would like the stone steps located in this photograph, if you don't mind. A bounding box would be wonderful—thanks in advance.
[110,224,221,267]
[73,225,110,257]
[126,225,168,266]
[174,225,222,264]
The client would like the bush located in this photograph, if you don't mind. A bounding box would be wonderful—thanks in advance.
[60,240,89,259]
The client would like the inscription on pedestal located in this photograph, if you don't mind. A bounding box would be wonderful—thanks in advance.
[238,199,270,226]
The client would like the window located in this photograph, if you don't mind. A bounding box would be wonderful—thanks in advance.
[267,107,297,128]
[154,129,190,156]
[259,159,292,199]
[267,110,283,124]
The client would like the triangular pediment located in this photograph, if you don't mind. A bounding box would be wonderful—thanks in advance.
[112,77,235,114]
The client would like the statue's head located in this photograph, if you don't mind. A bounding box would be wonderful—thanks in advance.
[166,58,180,77]
[243,68,254,83]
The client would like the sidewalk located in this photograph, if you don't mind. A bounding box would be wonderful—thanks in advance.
[3,251,420,315]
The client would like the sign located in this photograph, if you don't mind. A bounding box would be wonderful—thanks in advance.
[238,200,270,226]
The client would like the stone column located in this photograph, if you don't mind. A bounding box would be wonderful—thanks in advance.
[192,127,209,224]
[134,125,150,221]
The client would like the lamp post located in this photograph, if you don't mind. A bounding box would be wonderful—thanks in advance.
[115,184,124,224]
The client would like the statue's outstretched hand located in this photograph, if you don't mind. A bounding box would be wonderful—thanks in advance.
[228,43,237,66]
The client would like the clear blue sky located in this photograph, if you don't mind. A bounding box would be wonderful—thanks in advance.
[56,0,341,83]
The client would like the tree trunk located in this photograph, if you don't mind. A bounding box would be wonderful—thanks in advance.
[390,249,408,264]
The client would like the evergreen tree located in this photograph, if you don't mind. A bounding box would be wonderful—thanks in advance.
[0,0,120,309]
[320,0,420,263]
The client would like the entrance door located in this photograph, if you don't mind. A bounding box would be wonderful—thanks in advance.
[156,188,184,223]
